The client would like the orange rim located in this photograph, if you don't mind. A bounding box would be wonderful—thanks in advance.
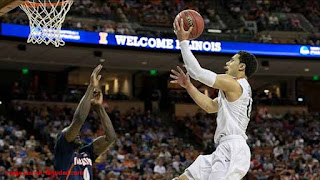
[22,1,70,8]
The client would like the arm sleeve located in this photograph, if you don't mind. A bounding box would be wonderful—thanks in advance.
[180,40,217,87]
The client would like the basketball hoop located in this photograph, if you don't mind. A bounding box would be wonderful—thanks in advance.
[19,0,73,47]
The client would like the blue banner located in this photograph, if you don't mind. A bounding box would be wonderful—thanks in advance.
[1,23,319,58]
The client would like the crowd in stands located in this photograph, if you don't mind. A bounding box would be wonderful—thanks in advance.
[223,0,320,45]
[176,107,320,179]
[226,0,319,29]
[66,0,216,31]
[1,0,319,45]
[10,81,129,102]
[168,88,300,106]
[1,88,319,179]
[0,101,202,179]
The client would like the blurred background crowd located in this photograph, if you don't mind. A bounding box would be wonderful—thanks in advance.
[1,0,319,45]
[0,89,319,179]
[0,0,319,180]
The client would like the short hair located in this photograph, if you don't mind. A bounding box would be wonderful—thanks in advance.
[237,51,258,78]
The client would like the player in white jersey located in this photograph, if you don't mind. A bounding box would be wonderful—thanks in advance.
[171,19,258,180]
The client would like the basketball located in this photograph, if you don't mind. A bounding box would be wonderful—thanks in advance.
[174,9,204,40]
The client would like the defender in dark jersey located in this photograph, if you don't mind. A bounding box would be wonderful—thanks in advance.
[54,65,117,180]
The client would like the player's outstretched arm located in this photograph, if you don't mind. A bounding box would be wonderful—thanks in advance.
[63,65,103,142]
[91,88,117,156]
[170,66,218,113]
[174,18,241,94]
[174,18,218,88]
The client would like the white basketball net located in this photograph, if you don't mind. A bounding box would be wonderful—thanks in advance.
[19,0,73,47]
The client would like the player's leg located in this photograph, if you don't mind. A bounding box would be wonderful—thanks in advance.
[172,169,194,180]
[206,142,232,180]
[207,155,230,180]
[174,154,213,180]
[177,169,195,180]
[224,141,251,180]
[208,140,250,180]
[179,174,189,180]
[172,173,189,180]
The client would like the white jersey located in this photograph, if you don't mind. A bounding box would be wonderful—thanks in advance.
[214,78,252,143]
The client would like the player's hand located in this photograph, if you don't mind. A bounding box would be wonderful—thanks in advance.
[91,88,103,106]
[173,18,193,41]
[90,64,102,88]
[170,66,192,89]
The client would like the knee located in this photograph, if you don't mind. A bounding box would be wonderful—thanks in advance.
[178,174,189,180]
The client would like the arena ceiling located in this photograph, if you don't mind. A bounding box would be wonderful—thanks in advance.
[0,40,319,77]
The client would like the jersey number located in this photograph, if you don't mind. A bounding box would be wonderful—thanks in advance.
[83,167,90,180]
[247,100,252,118]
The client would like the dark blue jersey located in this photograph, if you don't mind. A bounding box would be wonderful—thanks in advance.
[54,133,98,180]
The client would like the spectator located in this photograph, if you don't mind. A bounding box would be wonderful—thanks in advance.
[154,158,166,175]
[268,13,279,30]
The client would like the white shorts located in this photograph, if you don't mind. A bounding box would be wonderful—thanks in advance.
[185,135,251,180]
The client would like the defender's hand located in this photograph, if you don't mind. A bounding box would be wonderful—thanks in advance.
[90,65,102,88]
[91,88,103,106]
